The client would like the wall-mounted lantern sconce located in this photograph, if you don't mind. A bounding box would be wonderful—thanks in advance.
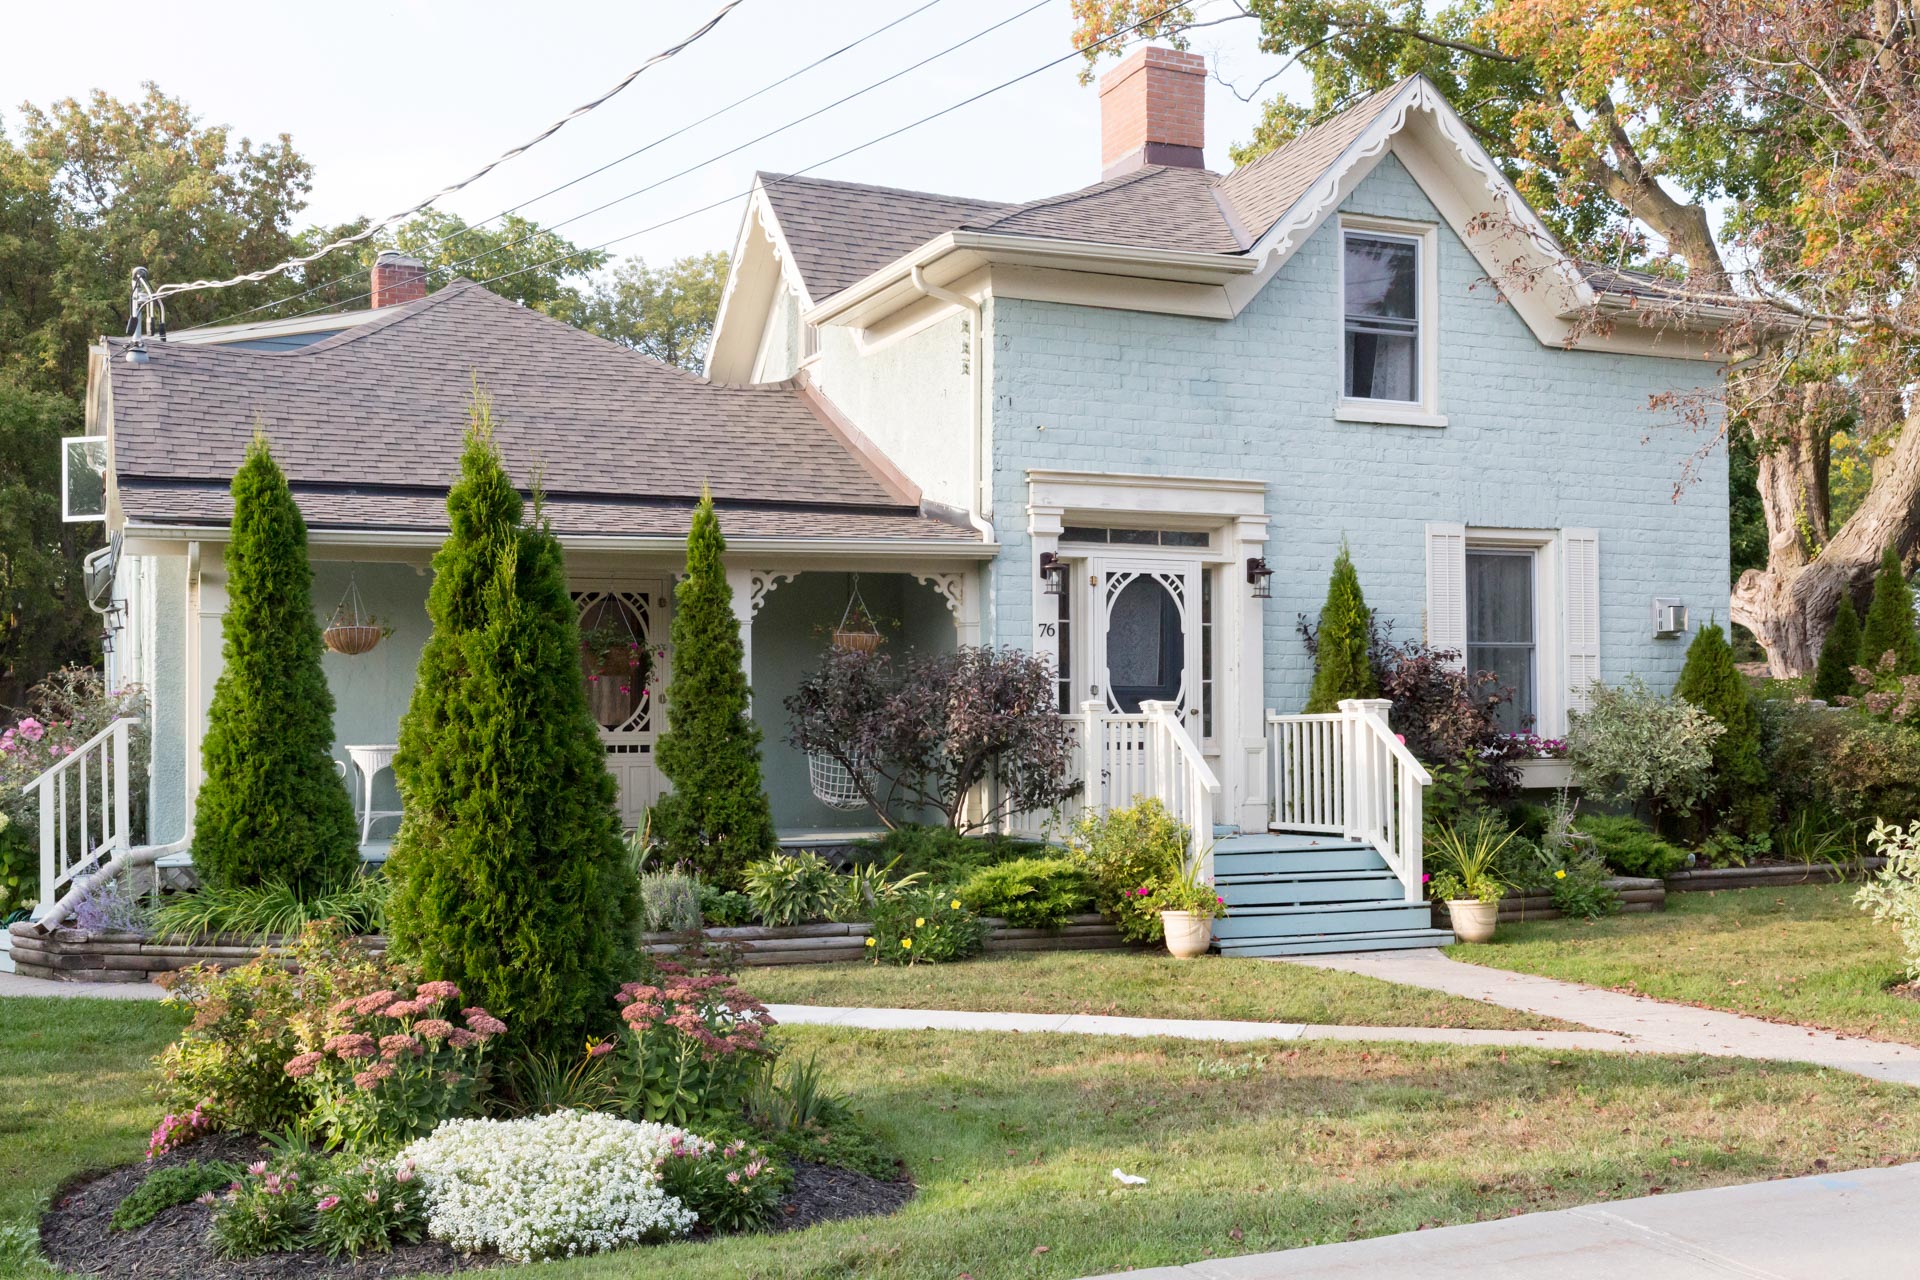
[1652,597,1688,638]
[1039,551,1068,596]
[1247,557,1274,599]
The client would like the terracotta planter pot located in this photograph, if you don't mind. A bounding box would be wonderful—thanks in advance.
[1447,899,1499,944]
[323,624,383,656]
[1161,910,1212,959]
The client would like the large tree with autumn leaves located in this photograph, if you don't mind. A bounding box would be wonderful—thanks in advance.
[1074,0,1920,675]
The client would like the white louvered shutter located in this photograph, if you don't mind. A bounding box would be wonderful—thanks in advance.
[1563,528,1601,715]
[1425,523,1468,665]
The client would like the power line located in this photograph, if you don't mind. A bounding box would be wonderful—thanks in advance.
[196,0,1046,331]
[197,0,955,331]
[203,0,1194,331]
[150,0,745,300]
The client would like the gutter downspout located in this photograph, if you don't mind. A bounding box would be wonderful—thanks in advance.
[909,266,991,529]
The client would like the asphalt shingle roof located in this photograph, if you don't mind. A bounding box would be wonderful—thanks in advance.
[110,281,977,543]
[756,172,1012,300]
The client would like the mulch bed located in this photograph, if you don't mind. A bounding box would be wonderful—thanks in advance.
[40,1135,913,1278]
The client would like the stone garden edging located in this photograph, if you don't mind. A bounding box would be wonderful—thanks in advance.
[1662,858,1885,893]
[1432,877,1665,929]
[7,914,1127,983]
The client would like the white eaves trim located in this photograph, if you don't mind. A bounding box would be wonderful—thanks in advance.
[708,178,817,382]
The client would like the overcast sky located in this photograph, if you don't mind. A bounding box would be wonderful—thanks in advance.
[0,0,1304,291]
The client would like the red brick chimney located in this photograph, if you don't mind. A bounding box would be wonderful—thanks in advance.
[1098,46,1207,179]
[370,250,427,308]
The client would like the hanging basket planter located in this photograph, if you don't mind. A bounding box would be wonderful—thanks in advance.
[808,750,875,811]
[580,615,650,731]
[830,574,886,653]
[322,572,392,656]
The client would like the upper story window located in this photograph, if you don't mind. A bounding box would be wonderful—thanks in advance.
[1343,230,1421,403]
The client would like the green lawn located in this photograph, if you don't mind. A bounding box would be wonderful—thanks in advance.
[6,999,1920,1279]
[1451,883,1920,1044]
[742,949,1570,1030]
[0,998,188,1274]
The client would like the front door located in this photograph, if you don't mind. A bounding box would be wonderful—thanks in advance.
[573,584,667,827]
[1091,556,1203,737]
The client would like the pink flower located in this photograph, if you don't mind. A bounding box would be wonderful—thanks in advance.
[316,1195,340,1212]
[395,1162,416,1184]
[352,1061,396,1091]
[16,718,44,742]
[414,1018,454,1042]
[461,1008,507,1038]
[379,1033,421,1060]
[247,1161,268,1177]
[587,1041,614,1058]
[363,1189,380,1205]
[416,980,460,1002]
[325,1033,377,1060]
[726,1171,740,1184]
[354,990,398,1016]
[448,1028,480,1049]
[284,1051,324,1079]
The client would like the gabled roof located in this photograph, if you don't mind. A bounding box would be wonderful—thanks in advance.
[1214,82,1408,243]
[105,282,982,546]
[757,172,1012,302]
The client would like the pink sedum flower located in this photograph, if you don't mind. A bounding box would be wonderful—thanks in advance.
[316,1195,340,1212]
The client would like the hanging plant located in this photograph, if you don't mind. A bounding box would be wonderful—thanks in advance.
[322,572,394,656]
[580,619,650,730]
[831,575,886,653]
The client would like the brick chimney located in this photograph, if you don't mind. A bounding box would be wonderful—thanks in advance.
[370,250,427,308]
[1098,46,1206,179]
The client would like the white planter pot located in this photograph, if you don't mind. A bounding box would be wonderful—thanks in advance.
[1447,899,1500,944]
[1513,758,1575,790]
[1161,910,1213,959]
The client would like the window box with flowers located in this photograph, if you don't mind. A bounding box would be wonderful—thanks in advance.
[1506,732,1574,790]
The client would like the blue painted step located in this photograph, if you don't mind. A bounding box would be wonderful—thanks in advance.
[1213,901,1432,939]
[1218,871,1403,906]
[1214,848,1386,875]
[1217,927,1456,957]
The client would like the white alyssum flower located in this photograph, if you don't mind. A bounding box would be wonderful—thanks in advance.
[399,1110,708,1261]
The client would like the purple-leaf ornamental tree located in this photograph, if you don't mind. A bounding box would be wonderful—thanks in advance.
[785,646,1078,832]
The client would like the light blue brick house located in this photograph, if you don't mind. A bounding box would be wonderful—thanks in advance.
[45,52,1726,952]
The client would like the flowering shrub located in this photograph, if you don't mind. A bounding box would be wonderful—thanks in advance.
[155,922,408,1133]
[307,1157,427,1258]
[147,1103,211,1160]
[399,1111,699,1261]
[867,888,985,965]
[658,1136,787,1233]
[613,961,775,1128]
[1858,820,1920,981]
[208,1162,309,1258]
[1840,650,1920,722]
[288,980,503,1151]
[1071,798,1188,944]
[0,667,149,910]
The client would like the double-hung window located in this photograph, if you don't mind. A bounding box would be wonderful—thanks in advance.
[1342,230,1421,404]
[1465,548,1536,732]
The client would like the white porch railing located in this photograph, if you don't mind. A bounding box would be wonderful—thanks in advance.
[1038,699,1218,868]
[18,716,185,931]
[1268,698,1431,901]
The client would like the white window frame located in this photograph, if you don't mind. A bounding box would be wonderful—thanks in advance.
[1464,528,1564,736]
[62,435,109,523]
[1335,215,1445,429]
[1465,544,1542,735]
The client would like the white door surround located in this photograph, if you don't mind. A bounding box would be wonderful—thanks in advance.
[1027,469,1269,831]
[571,579,669,827]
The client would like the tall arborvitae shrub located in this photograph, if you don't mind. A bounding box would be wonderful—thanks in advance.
[1304,542,1378,713]
[651,490,777,887]
[193,435,358,896]
[386,401,638,1060]
[1859,544,1920,676]
[1811,595,1863,702]
[1674,621,1766,830]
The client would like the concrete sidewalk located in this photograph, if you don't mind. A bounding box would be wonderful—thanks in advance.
[1289,949,1920,1086]
[766,1003,1631,1051]
[1086,1162,1920,1279]
[0,971,166,1000]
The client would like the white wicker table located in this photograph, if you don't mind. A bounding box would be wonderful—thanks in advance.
[343,744,403,848]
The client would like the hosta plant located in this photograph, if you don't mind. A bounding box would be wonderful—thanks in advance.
[399,1111,700,1262]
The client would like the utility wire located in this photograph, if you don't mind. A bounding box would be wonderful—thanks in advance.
[196,0,1044,331]
[151,0,745,300]
[200,0,1192,331]
[197,0,953,331]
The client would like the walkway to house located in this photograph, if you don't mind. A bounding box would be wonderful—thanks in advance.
[1287,949,1920,1086]
[0,970,166,1000]
[1083,1161,1920,1280]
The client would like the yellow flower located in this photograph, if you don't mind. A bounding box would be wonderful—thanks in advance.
[864,937,876,947]
[950,899,962,910]
[915,917,927,928]
[901,937,914,950]
[1554,869,1567,880]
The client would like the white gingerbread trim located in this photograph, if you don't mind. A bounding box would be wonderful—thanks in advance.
[747,569,798,617]
[912,571,965,620]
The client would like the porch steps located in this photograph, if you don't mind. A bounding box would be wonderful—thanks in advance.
[1211,829,1454,957]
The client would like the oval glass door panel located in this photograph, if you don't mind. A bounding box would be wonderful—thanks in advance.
[1105,574,1186,713]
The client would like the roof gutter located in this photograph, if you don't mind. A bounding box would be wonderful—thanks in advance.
[908,265,992,526]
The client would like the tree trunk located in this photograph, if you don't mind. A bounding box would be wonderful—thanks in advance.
[1732,409,1920,676]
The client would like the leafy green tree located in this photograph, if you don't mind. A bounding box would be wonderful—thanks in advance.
[558,253,730,370]
[651,491,776,885]
[385,210,608,311]
[191,435,358,895]
[1859,544,1920,677]
[1304,542,1377,713]
[1674,621,1765,830]
[386,398,638,1059]
[1810,595,1862,702]
[0,379,93,708]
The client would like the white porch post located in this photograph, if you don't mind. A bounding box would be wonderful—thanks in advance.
[1228,514,1271,833]
[183,541,225,833]
[724,565,756,695]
